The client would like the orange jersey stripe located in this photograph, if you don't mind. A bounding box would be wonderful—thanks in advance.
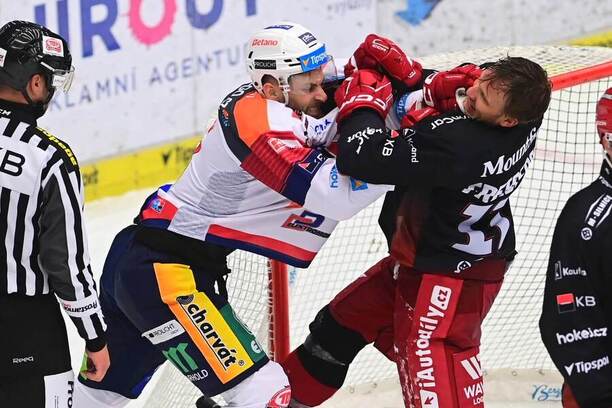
[233,92,271,147]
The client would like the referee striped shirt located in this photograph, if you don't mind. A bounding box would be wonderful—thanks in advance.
[0,100,106,349]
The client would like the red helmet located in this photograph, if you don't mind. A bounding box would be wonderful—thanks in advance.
[596,88,612,145]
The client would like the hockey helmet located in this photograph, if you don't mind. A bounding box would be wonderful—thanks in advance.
[246,22,331,102]
[596,87,612,146]
[0,21,74,102]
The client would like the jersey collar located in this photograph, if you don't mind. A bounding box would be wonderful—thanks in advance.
[600,157,612,189]
[0,99,39,125]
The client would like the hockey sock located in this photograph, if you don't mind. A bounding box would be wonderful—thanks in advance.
[281,346,344,406]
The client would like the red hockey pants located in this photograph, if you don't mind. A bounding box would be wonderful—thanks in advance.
[286,256,504,407]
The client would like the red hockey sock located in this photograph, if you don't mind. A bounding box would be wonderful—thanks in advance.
[281,349,339,406]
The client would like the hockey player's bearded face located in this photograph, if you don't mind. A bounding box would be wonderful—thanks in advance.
[464,70,518,128]
[287,68,328,118]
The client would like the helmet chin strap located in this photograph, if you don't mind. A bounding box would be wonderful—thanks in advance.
[279,81,291,106]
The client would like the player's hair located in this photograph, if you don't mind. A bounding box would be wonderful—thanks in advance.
[485,56,552,124]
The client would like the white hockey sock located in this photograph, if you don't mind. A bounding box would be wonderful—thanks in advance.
[73,379,131,407]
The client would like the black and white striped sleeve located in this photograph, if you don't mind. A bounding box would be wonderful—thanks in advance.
[39,152,107,351]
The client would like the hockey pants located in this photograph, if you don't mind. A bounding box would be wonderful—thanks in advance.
[79,225,270,400]
[282,256,504,407]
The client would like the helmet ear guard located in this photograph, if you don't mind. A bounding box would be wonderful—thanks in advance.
[245,22,331,103]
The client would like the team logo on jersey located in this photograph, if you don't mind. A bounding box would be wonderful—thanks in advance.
[564,356,610,376]
[282,211,330,238]
[556,293,596,314]
[297,152,326,174]
[556,293,575,313]
[329,164,339,188]
[554,261,587,280]
[350,178,368,191]
[580,194,612,240]
[580,227,592,240]
[556,327,607,345]
[150,198,165,213]
[454,260,472,274]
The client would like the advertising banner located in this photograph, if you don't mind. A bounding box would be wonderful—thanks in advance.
[0,0,376,162]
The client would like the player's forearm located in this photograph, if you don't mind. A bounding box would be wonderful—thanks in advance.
[337,109,426,186]
[302,159,392,220]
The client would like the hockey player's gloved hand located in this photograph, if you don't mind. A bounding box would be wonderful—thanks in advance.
[335,69,393,123]
[423,64,482,112]
[344,34,423,94]
[400,107,439,128]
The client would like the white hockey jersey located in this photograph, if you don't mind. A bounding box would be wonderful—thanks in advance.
[139,84,390,267]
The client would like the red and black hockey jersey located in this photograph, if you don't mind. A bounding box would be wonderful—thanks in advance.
[337,107,543,279]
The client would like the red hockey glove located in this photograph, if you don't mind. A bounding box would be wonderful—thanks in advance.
[423,64,482,112]
[400,107,439,128]
[335,69,393,123]
[344,34,423,93]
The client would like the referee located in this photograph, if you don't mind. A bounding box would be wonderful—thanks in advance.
[0,21,109,407]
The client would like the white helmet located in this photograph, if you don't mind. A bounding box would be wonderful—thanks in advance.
[246,22,330,102]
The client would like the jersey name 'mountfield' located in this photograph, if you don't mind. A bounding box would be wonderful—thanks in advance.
[462,150,534,204]
[481,127,537,177]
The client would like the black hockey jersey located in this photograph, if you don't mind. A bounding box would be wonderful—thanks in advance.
[337,108,542,279]
[539,160,612,408]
